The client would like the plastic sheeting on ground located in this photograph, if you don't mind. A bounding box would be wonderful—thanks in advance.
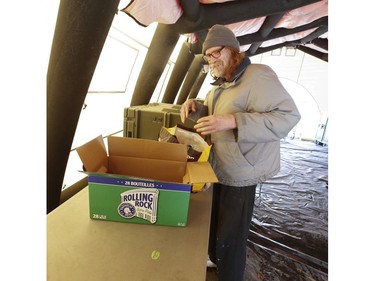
[245,139,328,281]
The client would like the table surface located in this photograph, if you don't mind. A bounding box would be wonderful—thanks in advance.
[47,187,213,281]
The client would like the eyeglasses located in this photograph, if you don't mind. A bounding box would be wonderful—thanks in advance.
[203,47,225,62]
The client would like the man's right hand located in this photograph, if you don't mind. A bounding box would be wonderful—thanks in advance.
[180,99,196,123]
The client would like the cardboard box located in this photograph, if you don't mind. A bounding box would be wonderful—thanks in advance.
[76,135,218,226]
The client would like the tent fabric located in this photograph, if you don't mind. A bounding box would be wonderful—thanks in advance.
[122,0,183,27]
[199,0,236,3]
[121,0,328,61]
[260,27,319,48]
[121,0,328,44]
[225,17,267,37]
[245,139,328,280]
[275,0,328,29]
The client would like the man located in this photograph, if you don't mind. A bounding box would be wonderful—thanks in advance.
[180,24,301,281]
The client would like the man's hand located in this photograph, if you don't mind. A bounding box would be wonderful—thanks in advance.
[194,114,237,135]
[180,99,196,123]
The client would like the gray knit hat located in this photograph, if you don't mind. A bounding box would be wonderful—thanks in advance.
[202,24,240,54]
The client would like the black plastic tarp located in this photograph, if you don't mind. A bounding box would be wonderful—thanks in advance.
[245,139,328,281]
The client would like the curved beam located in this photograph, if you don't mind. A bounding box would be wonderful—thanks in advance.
[176,55,204,104]
[187,70,208,100]
[297,45,328,62]
[301,25,328,44]
[311,38,328,51]
[162,41,194,104]
[47,0,120,213]
[130,24,180,106]
[248,13,285,55]
[246,39,328,62]
[238,16,328,46]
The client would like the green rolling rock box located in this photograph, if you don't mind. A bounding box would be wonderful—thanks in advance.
[76,135,218,227]
[87,174,191,226]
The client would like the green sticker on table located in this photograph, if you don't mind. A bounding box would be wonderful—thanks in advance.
[151,250,160,260]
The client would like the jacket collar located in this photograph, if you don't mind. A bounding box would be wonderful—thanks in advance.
[211,57,251,86]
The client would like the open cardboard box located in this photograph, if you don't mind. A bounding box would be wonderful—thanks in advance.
[76,135,218,227]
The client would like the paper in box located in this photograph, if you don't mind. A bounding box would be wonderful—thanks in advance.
[76,135,218,227]
[159,125,212,192]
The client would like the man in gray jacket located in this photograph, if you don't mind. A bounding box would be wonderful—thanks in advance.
[181,24,301,281]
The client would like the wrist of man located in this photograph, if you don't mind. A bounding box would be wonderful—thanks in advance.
[228,114,237,130]
[230,114,239,141]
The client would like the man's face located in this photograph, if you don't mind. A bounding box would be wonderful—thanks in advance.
[205,46,231,78]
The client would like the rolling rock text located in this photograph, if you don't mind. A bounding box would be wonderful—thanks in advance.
[118,188,159,223]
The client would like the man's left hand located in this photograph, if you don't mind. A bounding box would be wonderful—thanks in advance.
[194,114,237,135]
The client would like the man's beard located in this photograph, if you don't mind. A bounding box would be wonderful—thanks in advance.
[209,60,226,79]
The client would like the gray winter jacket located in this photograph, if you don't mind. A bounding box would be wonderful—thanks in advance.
[204,59,301,187]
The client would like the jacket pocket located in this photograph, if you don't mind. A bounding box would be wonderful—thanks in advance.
[214,141,253,168]
[240,142,278,169]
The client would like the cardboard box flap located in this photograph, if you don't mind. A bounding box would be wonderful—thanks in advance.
[185,162,218,184]
[108,136,187,162]
[76,135,108,173]
[109,155,185,183]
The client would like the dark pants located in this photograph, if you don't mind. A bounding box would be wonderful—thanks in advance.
[208,183,257,281]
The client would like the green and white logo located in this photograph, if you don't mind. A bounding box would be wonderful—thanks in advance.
[118,188,159,223]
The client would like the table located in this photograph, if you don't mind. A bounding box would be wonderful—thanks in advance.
[47,187,212,281]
